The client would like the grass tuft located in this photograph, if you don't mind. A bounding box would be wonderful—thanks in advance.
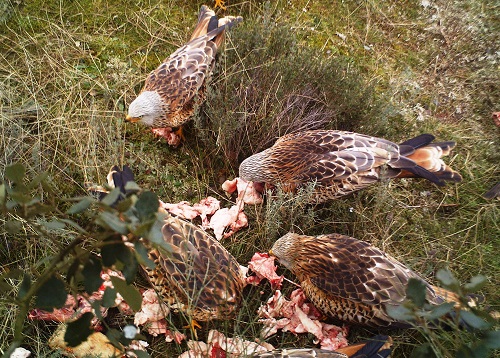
[201,15,381,167]
[1,0,498,357]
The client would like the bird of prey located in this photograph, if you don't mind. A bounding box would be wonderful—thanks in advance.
[239,130,462,203]
[145,214,246,324]
[126,6,242,142]
[269,232,463,328]
[95,166,246,326]
[253,335,392,358]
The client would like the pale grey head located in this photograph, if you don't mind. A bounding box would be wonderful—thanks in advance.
[239,151,269,182]
[126,91,165,126]
[270,232,300,271]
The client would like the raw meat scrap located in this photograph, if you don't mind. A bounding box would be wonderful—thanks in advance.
[258,289,349,351]
[151,127,181,147]
[246,253,284,289]
[222,177,263,205]
[134,289,185,343]
[208,204,248,240]
[178,330,274,358]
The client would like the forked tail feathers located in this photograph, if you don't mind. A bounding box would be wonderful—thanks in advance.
[397,134,462,185]
[432,285,484,307]
[190,5,243,47]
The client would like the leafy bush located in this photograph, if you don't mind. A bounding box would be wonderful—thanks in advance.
[387,270,499,357]
[0,163,166,357]
[199,10,382,168]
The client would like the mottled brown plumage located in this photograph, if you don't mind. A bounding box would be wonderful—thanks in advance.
[126,6,242,129]
[239,130,462,203]
[145,215,246,321]
[270,232,458,328]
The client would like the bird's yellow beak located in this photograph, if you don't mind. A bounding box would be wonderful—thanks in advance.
[268,249,274,257]
[125,115,141,123]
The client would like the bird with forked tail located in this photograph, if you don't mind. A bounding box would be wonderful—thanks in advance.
[126,5,242,144]
[269,232,476,328]
[239,130,462,203]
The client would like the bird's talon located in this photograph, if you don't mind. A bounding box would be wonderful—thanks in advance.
[184,319,202,339]
[214,0,226,10]
[173,127,185,142]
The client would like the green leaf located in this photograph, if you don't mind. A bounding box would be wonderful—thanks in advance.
[3,268,23,279]
[64,312,94,347]
[411,343,436,358]
[26,171,49,190]
[0,183,5,205]
[436,269,460,291]
[67,197,93,214]
[406,278,427,308]
[103,241,137,284]
[385,304,415,322]
[96,211,128,234]
[91,300,104,321]
[105,328,122,349]
[422,302,455,320]
[10,191,36,204]
[0,280,11,293]
[17,274,32,300]
[115,197,133,213]
[5,163,26,183]
[135,191,159,221]
[134,242,155,269]
[460,310,491,330]
[146,214,171,253]
[124,181,141,192]
[26,202,54,217]
[121,255,138,284]
[41,219,66,230]
[469,345,490,358]
[6,200,18,210]
[5,220,22,234]
[59,218,88,234]
[464,274,487,293]
[34,275,67,310]
[133,221,155,238]
[110,276,142,311]
[131,350,151,358]
[66,259,80,285]
[102,287,117,308]
[101,187,121,206]
[456,344,475,358]
[480,330,500,349]
[101,236,122,266]
[101,238,137,283]
[82,256,103,294]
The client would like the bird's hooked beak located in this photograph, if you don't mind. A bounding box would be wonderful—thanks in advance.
[268,249,274,257]
[125,114,141,123]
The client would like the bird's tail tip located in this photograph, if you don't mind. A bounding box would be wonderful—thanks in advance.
[397,135,462,185]
[191,5,242,41]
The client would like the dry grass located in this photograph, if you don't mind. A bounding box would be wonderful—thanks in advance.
[1,0,499,356]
